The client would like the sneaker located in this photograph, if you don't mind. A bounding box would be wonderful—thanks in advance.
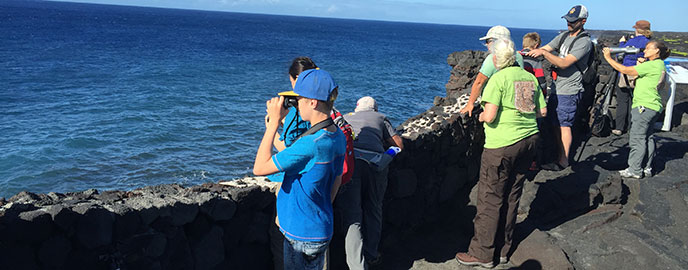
[455,252,494,268]
[499,256,508,265]
[643,167,652,177]
[612,129,623,136]
[619,168,642,179]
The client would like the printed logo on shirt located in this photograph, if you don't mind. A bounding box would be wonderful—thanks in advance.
[514,81,536,113]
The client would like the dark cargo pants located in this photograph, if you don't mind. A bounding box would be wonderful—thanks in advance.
[468,134,538,262]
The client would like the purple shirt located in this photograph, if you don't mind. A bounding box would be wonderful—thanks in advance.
[619,35,650,66]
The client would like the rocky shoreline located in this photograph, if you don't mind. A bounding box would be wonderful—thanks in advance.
[2,31,688,270]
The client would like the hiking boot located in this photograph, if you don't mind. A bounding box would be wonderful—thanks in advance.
[455,252,494,268]
[643,167,652,177]
[612,129,623,136]
[619,168,642,179]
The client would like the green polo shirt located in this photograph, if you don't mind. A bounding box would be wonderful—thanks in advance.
[481,66,546,149]
[632,59,666,112]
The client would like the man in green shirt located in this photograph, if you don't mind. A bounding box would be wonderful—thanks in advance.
[456,39,547,268]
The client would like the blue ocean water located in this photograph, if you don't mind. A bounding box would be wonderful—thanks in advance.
[0,1,558,198]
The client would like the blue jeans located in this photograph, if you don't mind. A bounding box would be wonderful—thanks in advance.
[283,237,329,270]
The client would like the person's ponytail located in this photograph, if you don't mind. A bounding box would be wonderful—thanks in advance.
[289,57,318,79]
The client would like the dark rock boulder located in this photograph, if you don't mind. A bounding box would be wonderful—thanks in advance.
[199,197,236,222]
[192,225,224,270]
[38,234,72,268]
[74,204,115,249]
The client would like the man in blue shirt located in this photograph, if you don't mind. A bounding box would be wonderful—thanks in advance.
[253,69,347,270]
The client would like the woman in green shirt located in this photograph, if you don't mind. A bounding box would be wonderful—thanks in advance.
[456,39,547,268]
[603,41,671,178]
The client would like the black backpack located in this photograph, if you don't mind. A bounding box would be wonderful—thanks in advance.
[555,30,597,84]
[589,68,617,137]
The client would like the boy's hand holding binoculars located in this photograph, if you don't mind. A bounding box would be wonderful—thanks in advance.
[265,96,288,129]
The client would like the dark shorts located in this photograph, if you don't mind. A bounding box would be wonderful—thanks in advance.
[548,92,582,127]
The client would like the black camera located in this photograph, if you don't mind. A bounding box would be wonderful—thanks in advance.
[283,96,298,108]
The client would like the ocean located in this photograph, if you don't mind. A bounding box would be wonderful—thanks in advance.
[0,0,558,198]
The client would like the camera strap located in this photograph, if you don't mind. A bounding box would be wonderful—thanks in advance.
[297,118,334,140]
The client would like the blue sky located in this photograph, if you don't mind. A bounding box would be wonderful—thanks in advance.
[53,0,686,31]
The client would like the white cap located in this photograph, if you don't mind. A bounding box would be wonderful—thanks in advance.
[479,25,511,41]
[355,96,378,112]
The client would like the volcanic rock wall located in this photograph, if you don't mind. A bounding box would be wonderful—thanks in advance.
[0,179,279,269]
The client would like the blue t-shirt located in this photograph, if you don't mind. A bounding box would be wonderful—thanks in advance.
[272,128,346,242]
[281,107,311,146]
[267,107,311,183]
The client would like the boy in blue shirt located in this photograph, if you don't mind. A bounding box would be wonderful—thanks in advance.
[253,68,346,269]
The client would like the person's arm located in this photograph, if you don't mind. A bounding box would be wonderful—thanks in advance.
[603,48,639,76]
[525,45,554,57]
[272,136,286,151]
[541,51,579,69]
[525,33,557,57]
[537,107,547,118]
[619,35,627,47]
[265,114,287,151]
[382,117,404,150]
[459,72,489,116]
[330,175,342,202]
[478,102,498,123]
[253,97,287,176]
[386,135,404,150]
[540,44,554,52]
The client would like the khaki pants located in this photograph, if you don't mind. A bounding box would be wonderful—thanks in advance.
[468,134,538,262]
[627,107,659,174]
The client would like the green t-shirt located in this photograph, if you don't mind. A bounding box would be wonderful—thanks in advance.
[632,59,666,112]
[479,53,525,78]
[481,66,546,149]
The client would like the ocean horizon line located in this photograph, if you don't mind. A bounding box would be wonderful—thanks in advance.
[32,0,572,32]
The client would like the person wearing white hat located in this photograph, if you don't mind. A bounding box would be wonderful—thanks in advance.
[459,25,525,116]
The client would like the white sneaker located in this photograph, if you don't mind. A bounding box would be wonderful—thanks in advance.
[611,129,623,136]
[619,168,642,179]
[499,256,508,264]
[643,167,652,177]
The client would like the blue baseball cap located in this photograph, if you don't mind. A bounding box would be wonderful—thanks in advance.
[562,5,588,23]
[279,69,338,102]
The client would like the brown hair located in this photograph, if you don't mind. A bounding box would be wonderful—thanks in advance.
[649,41,671,60]
[289,57,318,79]
[637,28,652,38]
[522,32,541,49]
[323,87,338,111]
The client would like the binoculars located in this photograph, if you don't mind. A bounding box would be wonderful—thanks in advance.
[608,46,640,55]
[283,96,298,108]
